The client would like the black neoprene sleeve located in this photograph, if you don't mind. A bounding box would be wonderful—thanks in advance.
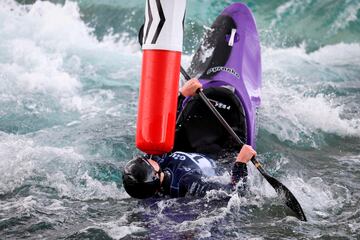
[231,162,248,186]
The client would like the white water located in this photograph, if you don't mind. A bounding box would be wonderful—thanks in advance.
[0,1,359,239]
[260,44,360,146]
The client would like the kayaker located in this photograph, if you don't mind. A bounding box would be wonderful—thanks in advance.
[122,79,257,199]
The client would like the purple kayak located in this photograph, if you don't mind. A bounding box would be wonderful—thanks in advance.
[174,3,261,153]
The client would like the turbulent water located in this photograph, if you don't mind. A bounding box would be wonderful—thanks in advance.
[0,0,359,239]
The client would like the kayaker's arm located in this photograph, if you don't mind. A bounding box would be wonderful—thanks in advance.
[231,162,248,193]
[232,145,256,187]
[181,145,256,197]
[180,173,231,197]
[179,168,247,197]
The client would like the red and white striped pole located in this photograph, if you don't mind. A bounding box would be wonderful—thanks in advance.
[136,0,187,155]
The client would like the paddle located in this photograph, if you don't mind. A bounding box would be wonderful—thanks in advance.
[180,67,307,221]
[138,25,307,221]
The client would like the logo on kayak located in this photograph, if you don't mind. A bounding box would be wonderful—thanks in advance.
[206,66,240,79]
[209,99,231,110]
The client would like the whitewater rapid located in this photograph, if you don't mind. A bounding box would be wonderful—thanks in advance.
[0,0,359,239]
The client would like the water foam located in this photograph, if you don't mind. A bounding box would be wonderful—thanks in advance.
[0,132,83,194]
[330,1,360,34]
[95,214,147,240]
[222,164,350,222]
[0,131,126,200]
[260,44,360,145]
[0,0,140,115]
[0,1,84,95]
[271,0,312,28]
[309,43,360,66]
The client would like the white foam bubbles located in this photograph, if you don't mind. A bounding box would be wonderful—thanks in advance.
[283,177,351,220]
[0,0,141,116]
[224,164,350,222]
[0,131,126,200]
[310,42,360,66]
[176,206,227,232]
[81,215,146,240]
[0,131,83,194]
[5,38,80,95]
[271,0,312,28]
[260,43,360,145]
[330,1,360,34]
[46,171,126,201]
[0,1,83,96]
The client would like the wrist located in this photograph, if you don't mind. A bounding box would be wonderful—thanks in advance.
[233,161,246,167]
[235,157,248,164]
[180,88,191,97]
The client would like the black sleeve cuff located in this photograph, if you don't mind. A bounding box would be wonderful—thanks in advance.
[231,162,248,186]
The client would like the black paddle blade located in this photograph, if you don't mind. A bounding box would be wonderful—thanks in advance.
[261,169,307,221]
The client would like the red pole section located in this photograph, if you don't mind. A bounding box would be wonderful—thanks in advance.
[136,0,187,155]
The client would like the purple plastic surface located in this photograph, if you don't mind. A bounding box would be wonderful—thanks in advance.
[199,3,262,147]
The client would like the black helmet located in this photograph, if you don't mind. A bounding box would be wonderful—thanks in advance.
[122,157,161,199]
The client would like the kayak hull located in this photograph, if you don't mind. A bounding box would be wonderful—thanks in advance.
[187,3,261,147]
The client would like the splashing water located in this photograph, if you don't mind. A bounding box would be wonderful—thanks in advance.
[0,0,359,239]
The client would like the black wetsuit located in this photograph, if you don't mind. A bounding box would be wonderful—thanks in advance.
[152,151,248,198]
[149,92,248,197]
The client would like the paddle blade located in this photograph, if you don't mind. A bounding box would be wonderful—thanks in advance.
[262,170,307,221]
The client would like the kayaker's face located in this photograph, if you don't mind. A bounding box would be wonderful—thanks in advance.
[147,159,164,185]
